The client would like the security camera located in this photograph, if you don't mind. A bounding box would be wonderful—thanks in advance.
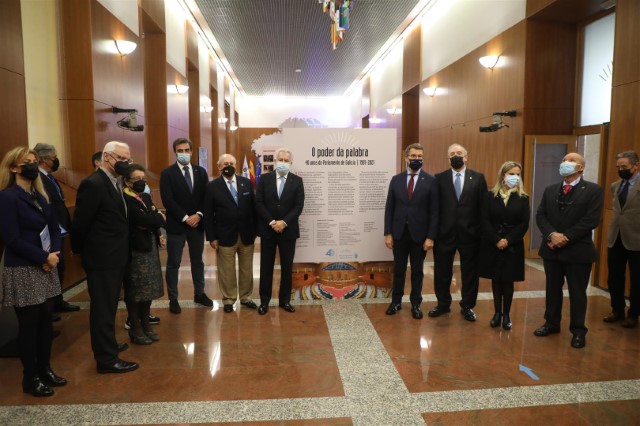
[493,110,517,117]
[112,106,144,132]
[479,110,514,132]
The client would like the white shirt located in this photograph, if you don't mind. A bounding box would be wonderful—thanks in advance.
[452,167,466,192]
[178,162,194,185]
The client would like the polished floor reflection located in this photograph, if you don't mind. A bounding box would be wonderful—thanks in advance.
[0,246,639,425]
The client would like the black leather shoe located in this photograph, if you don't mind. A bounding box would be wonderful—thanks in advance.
[490,313,502,328]
[534,324,560,336]
[148,314,160,325]
[279,303,295,313]
[194,293,214,307]
[258,305,269,315]
[145,331,160,342]
[169,299,181,314]
[40,368,67,387]
[428,306,450,318]
[223,304,234,313]
[22,377,54,397]
[55,301,80,312]
[603,311,625,323]
[386,303,402,315]
[461,308,477,322]
[411,305,423,320]
[502,314,512,330]
[117,342,129,353]
[129,332,153,345]
[97,359,139,374]
[241,300,258,309]
[571,334,586,348]
[51,313,61,322]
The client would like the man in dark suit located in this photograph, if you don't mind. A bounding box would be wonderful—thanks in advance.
[71,141,138,373]
[160,138,212,314]
[255,148,305,315]
[204,154,257,313]
[431,144,487,322]
[604,151,640,328]
[34,143,80,313]
[384,143,439,319]
[534,152,603,348]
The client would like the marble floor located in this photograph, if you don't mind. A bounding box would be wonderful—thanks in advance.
[0,247,639,425]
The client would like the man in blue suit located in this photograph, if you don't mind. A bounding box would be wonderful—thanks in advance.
[384,143,439,319]
[204,154,257,313]
[160,138,212,314]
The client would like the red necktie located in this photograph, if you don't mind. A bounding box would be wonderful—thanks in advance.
[408,174,416,200]
[562,184,572,195]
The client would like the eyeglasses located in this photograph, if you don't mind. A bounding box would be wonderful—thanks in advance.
[107,152,133,164]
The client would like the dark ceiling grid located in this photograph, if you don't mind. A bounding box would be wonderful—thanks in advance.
[194,0,420,97]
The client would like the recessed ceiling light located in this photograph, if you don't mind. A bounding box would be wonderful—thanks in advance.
[295,68,302,73]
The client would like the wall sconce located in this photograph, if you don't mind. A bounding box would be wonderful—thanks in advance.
[200,105,214,113]
[479,55,500,70]
[218,116,228,124]
[386,107,402,116]
[167,84,189,95]
[113,40,137,56]
[230,125,238,131]
[369,117,383,124]
[423,87,438,97]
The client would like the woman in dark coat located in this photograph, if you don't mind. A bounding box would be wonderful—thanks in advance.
[122,164,166,345]
[479,161,530,330]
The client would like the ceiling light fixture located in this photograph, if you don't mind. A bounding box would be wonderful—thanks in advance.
[113,40,137,56]
[218,116,228,124]
[230,125,238,131]
[386,107,402,116]
[167,84,189,95]
[479,55,500,70]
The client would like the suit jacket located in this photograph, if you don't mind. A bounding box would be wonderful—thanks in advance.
[204,175,256,246]
[384,170,439,243]
[255,171,305,240]
[478,191,530,281]
[39,171,71,230]
[125,192,166,253]
[70,169,129,270]
[435,168,487,248]
[536,179,603,264]
[607,178,640,250]
[0,185,62,267]
[159,162,209,234]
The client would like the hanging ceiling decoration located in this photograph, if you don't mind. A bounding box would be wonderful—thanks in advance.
[321,0,355,50]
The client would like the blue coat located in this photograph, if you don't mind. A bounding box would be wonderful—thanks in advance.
[0,185,62,267]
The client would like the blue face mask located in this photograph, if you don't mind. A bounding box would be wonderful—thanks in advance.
[275,161,290,176]
[504,175,520,188]
[143,184,151,194]
[177,153,191,165]
[559,161,577,177]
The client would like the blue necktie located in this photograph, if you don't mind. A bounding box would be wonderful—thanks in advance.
[183,166,193,193]
[454,173,462,201]
[46,173,63,199]
[228,179,238,204]
[278,176,285,199]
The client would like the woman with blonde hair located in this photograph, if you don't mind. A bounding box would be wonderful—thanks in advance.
[0,147,66,396]
[479,161,530,330]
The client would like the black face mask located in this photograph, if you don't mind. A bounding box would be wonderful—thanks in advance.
[408,159,423,171]
[50,158,60,172]
[113,161,130,176]
[222,165,236,178]
[131,180,147,194]
[20,163,40,181]
[450,156,464,170]
[618,168,633,180]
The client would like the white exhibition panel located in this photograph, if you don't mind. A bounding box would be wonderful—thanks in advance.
[97,0,139,36]
[282,128,397,263]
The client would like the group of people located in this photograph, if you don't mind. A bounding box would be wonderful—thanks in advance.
[0,137,637,398]
[384,144,639,351]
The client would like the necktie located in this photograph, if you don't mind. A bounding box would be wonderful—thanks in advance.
[407,174,416,201]
[278,176,285,198]
[183,166,193,193]
[228,179,238,204]
[454,173,462,200]
[46,173,63,199]
[562,184,572,195]
[618,180,630,207]
[116,179,127,217]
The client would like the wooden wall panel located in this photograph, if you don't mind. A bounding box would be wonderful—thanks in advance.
[188,68,201,153]
[0,69,28,153]
[402,25,421,93]
[0,0,24,74]
[527,0,604,23]
[166,64,189,163]
[144,31,169,175]
[141,0,165,33]
[238,127,279,177]
[612,0,640,86]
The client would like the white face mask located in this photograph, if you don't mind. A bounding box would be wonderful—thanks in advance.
[504,175,520,188]
[559,161,578,177]
[275,161,290,176]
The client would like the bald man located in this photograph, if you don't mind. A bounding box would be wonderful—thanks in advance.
[534,152,603,349]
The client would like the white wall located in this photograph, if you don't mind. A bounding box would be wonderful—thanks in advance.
[165,0,186,77]
[370,43,403,112]
[97,0,139,36]
[238,96,351,128]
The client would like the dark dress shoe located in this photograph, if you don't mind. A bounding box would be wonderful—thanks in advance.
[603,312,625,323]
[428,306,450,318]
[144,331,160,341]
[40,368,67,387]
[411,305,423,320]
[386,303,402,315]
[129,332,153,345]
[117,342,129,353]
[52,329,61,339]
[490,313,502,328]
[97,359,139,374]
[502,314,512,330]
[148,314,160,325]
[571,334,586,348]
[169,299,182,314]
[22,377,54,397]
[258,304,269,315]
[51,313,61,322]
[223,304,234,313]
[461,308,477,322]
[55,301,80,312]
[534,324,560,336]
[241,300,258,309]
[194,293,214,307]
[279,303,295,313]
[621,317,638,328]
